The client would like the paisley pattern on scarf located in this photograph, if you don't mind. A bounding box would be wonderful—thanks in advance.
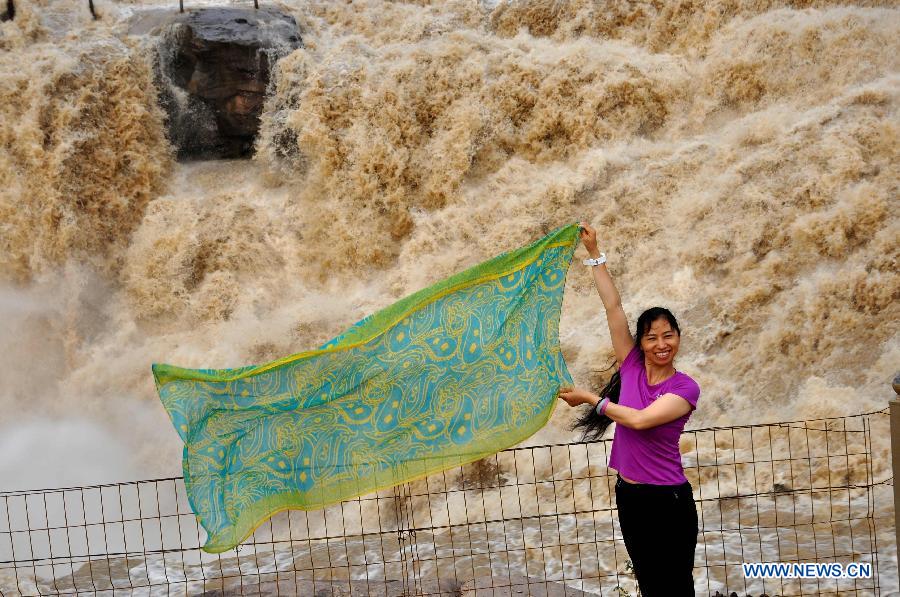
[152,222,579,553]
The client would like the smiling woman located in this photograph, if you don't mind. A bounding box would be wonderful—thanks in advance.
[557,222,701,597]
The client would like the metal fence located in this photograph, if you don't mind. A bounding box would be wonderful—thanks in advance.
[0,408,892,596]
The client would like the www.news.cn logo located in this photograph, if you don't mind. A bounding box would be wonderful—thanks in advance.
[742,562,872,579]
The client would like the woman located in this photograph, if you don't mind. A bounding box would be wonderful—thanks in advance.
[558,222,701,597]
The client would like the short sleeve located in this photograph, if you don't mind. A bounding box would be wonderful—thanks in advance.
[669,375,701,411]
[620,344,642,372]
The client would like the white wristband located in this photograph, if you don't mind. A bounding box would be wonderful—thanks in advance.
[595,397,610,416]
[583,253,607,266]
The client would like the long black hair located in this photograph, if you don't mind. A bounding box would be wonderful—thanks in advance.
[570,307,680,442]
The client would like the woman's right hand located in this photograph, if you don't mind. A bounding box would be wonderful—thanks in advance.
[578,221,600,257]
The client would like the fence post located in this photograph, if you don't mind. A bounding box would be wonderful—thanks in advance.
[892,371,900,590]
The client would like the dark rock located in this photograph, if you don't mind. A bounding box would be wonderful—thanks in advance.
[151,7,302,160]
[1,0,14,21]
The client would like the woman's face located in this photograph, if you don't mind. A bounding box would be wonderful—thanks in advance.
[640,317,680,367]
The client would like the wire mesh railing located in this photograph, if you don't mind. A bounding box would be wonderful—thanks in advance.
[0,408,892,596]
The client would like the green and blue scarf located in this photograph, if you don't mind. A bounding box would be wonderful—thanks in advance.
[152,222,579,553]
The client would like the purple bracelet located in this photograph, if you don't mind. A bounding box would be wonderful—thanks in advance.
[596,397,610,416]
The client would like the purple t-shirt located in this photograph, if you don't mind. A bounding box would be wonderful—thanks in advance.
[607,345,700,485]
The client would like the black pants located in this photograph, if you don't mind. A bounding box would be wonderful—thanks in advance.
[614,474,698,596]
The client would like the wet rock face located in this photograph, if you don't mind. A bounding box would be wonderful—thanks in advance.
[154,7,302,160]
[1,0,13,22]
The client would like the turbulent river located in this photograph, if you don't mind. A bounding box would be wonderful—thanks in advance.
[0,0,897,594]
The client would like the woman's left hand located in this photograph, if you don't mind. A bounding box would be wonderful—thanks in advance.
[557,386,600,408]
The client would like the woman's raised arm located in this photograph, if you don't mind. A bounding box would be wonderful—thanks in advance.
[579,222,634,365]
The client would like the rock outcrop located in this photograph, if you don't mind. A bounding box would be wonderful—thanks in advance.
[148,7,302,160]
[1,0,14,21]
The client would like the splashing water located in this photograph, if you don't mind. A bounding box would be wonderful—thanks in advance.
[0,0,897,592]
